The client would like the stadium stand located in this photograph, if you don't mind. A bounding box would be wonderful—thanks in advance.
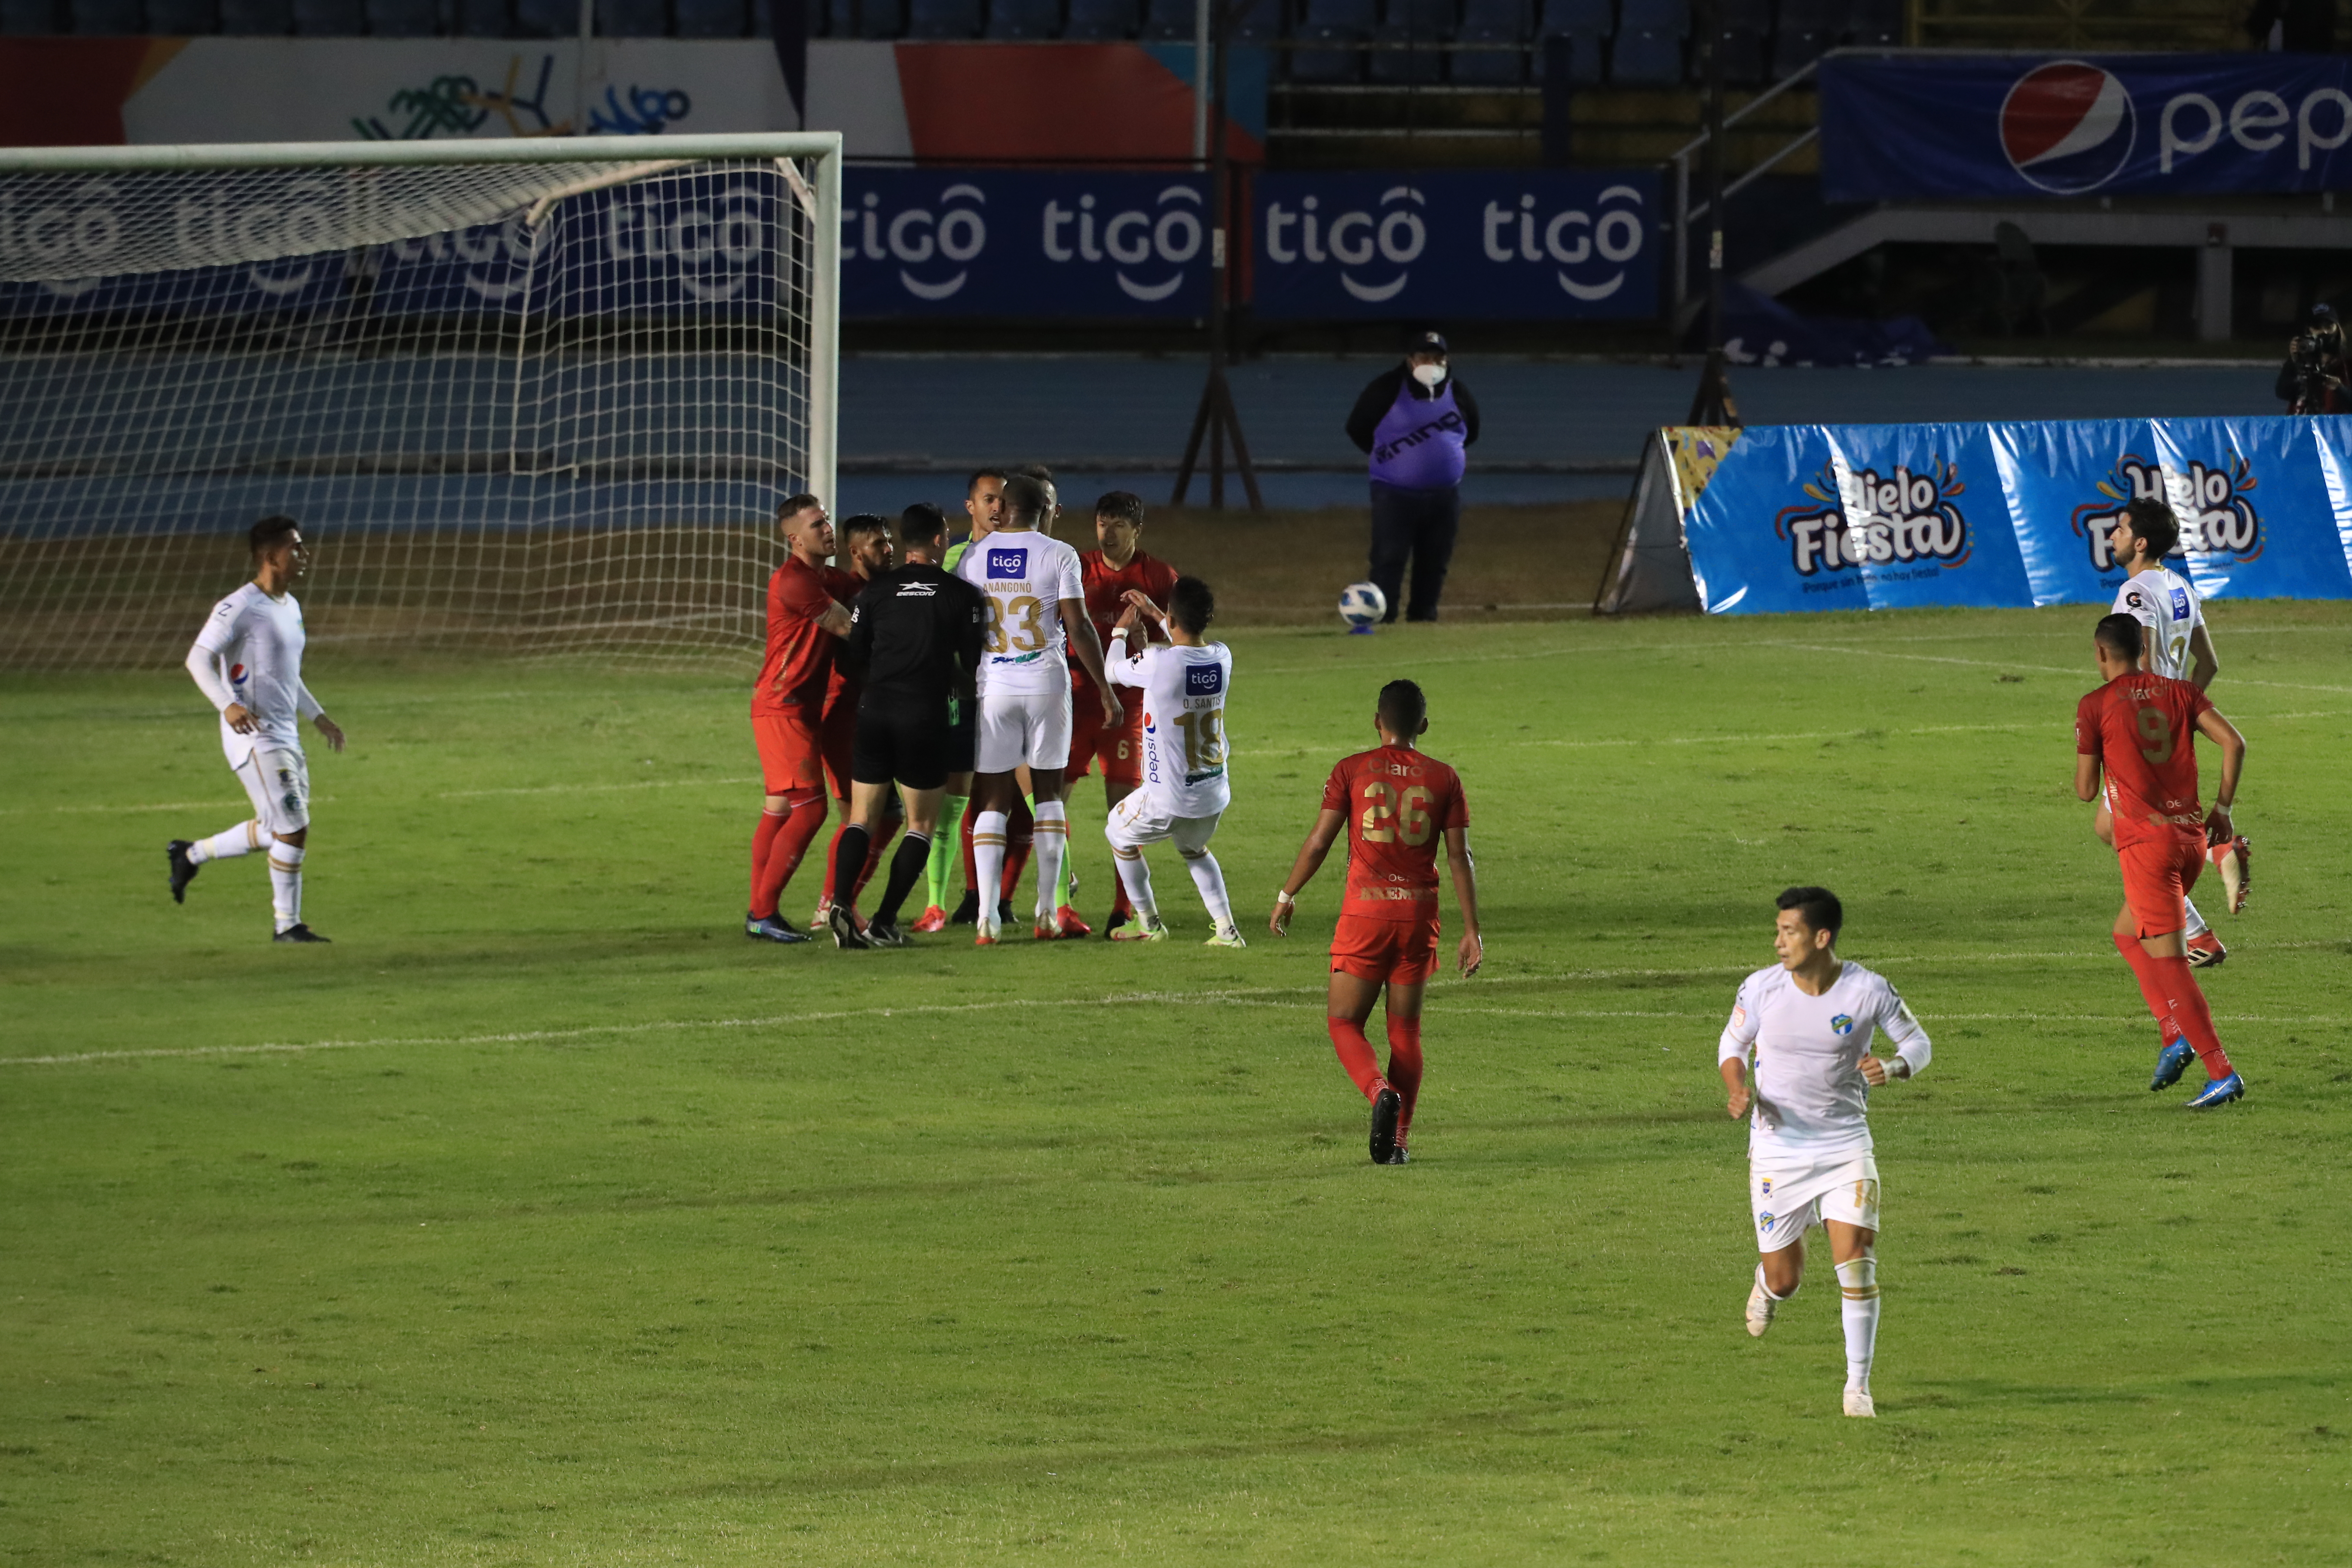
[71,0,144,29]
[1369,0,1454,86]
[1607,0,1684,86]
[673,0,746,33]
[1061,0,1137,39]
[1292,0,1373,85]
[985,0,1061,38]
[291,0,364,31]
[903,0,977,35]
[365,0,440,33]
[1447,0,1525,86]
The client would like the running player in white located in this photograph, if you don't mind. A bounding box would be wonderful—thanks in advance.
[956,472,1122,944]
[1099,576,1241,946]
[2103,497,2248,963]
[166,516,345,942]
[1719,886,1931,1419]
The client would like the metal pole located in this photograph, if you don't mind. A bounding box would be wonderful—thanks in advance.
[809,145,842,514]
[1673,152,1689,311]
[1208,0,1228,503]
[1193,0,1210,163]
[575,0,594,136]
[1686,0,1739,427]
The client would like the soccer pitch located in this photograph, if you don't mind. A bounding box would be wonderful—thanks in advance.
[5,606,2349,1565]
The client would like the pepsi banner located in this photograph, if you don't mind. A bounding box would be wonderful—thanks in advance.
[1664,416,2352,616]
[1253,170,1660,321]
[842,169,1211,319]
[1820,52,2352,201]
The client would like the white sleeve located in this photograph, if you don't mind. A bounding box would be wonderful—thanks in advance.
[1717,976,1761,1065]
[1876,981,1932,1078]
[185,638,234,713]
[2115,580,2159,631]
[1104,634,1151,686]
[1056,544,1085,606]
[295,680,325,721]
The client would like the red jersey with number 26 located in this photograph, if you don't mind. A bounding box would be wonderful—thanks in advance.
[2076,671,2213,851]
[1321,745,1469,924]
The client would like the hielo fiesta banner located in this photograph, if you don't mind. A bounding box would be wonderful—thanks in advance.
[1606,416,2352,617]
[1252,170,1659,321]
[1819,52,2352,201]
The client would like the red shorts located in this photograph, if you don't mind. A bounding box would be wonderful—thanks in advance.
[1067,681,1144,786]
[751,705,825,796]
[818,692,857,799]
[2117,833,2205,939]
[1330,912,1439,987]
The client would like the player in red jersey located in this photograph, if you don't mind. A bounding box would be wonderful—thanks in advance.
[2076,612,2249,1109]
[747,495,854,943]
[1053,490,1180,938]
[1270,679,1482,1164]
[812,514,899,932]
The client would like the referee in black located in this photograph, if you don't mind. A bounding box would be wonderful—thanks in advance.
[826,503,987,949]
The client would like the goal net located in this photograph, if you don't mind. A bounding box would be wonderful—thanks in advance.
[0,134,839,672]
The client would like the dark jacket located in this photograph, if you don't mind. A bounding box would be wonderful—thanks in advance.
[1345,364,1481,456]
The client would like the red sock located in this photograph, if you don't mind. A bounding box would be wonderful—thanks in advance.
[750,809,789,915]
[1327,1016,1385,1100]
[1109,879,1133,921]
[856,817,898,900]
[1385,1017,1424,1140]
[751,793,826,919]
[2150,954,2235,1078]
[2112,932,2181,1043]
[1001,797,1035,902]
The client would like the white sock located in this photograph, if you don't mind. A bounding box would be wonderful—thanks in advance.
[2184,896,2210,939]
[1835,1253,1880,1391]
[971,811,1008,926]
[1756,1261,1792,1301]
[1182,849,1235,931]
[267,839,305,933]
[189,821,263,864]
[1030,799,1068,922]
[1112,847,1158,923]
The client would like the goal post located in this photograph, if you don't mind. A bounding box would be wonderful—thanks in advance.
[0,132,842,671]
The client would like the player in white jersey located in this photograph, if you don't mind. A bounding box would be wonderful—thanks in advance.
[1718,887,1932,1419]
[166,517,345,942]
[1099,576,1241,947]
[2102,498,2248,963]
[955,472,1122,944]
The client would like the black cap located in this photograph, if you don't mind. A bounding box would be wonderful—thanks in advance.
[1410,329,1448,356]
[2315,303,2340,328]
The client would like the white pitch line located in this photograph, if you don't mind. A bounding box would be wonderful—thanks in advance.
[1761,639,2352,697]
[438,775,761,799]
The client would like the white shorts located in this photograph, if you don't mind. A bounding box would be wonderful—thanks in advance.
[975,687,1072,774]
[1749,1149,1880,1254]
[233,746,311,837]
[1105,794,1222,856]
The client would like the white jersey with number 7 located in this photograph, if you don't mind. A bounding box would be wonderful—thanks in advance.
[1110,640,1233,819]
[956,531,1086,697]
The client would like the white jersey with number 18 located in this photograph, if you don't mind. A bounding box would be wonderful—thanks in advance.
[956,530,1085,698]
[2114,567,2203,681]
[1109,637,1232,819]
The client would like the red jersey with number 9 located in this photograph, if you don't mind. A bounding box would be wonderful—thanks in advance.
[1321,744,1469,923]
[2076,671,2213,850]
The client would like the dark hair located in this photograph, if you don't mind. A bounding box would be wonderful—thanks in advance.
[249,515,301,554]
[965,467,1005,497]
[2122,497,2179,561]
[898,502,947,550]
[776,493,823,522]
[1095,490,1146,527]
[839,513,890,545]
[1013,463,1055,486]
[1376,678,1427,735]
[2095,611,2144,664]
[1776,885,1843,940]
[1167,574,1215,635]
[1001,473,1049,527]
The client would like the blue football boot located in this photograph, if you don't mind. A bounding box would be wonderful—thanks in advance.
[2150,1040,2195,1092]
[2185,1073,2245,1110]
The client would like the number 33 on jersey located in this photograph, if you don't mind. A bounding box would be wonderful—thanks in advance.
[957,534,1087,695]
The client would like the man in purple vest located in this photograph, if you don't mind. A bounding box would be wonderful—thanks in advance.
[1344,330,1480,624]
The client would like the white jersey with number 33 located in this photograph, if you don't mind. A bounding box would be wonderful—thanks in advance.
[2114,567,2203,682]
[956,530,1086,698]
[1111,639,1233,819]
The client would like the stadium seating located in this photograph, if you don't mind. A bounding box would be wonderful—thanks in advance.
[217,0,291,28]
[365,0,439,32]
[1447,0,1525,86]
[985,0,1060,37]
[1607,0,1682,87]
[451,0,511,32]
[145,0,219,29]
[1136,0,1185,38]
[1290,0,1372,84]
[290,0,364,30]
[1369,0,1454,85]
[1768,22,1825,76]
[1060,0,1135,38]
[511,0,571,31]
[0,0,56,28]
[603,0,672,34]
[902,0,974,34]
[1847,0,1899,44]
[1532,0,1607,83]
[70,0,144,29]
[673,0,744,31]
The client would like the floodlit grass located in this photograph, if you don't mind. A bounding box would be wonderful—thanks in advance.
[4,605,2350,1565]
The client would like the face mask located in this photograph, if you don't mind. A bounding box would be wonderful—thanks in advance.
[1412,362,1446,388]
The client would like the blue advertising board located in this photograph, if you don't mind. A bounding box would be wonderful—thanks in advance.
[1821,52,2352,202]
[1670,416,2352,615]
[1252,170,1660,321]
[841,169,1211,319]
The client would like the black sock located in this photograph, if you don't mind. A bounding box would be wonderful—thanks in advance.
[829,824,870,914]
[873,832,930,926]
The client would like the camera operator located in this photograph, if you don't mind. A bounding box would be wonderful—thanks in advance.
[2275,303,2348,413]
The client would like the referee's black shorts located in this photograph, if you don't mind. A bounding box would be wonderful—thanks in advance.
[946,695,976,775]
[853,696,953,792]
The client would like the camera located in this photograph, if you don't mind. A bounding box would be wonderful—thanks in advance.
[2282,305,2345,413]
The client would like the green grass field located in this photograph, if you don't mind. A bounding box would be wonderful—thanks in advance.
[5,606,2351,1566]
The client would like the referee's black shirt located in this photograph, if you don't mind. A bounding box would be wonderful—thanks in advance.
[843,562,985,708]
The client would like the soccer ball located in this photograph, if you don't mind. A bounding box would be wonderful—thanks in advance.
[1338,582,1387,629]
